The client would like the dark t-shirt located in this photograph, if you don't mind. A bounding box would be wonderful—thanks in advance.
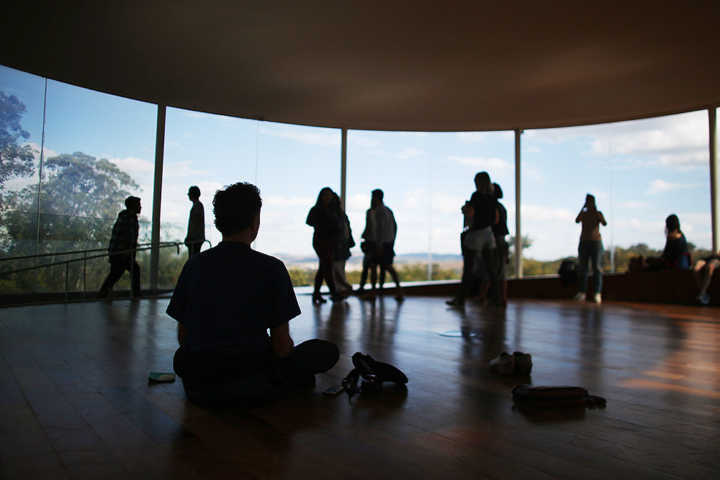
[662,233,689,269]
[469,192,496,231]
[166,242,300,352]
[493,201,509,237]
[306,206,342,246]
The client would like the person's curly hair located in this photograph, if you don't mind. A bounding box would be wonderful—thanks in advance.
[213,182,262,235]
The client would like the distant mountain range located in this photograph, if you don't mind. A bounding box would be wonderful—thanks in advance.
[274,252,462,266]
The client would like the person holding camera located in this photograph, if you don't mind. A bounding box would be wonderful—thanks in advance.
[574,194,607,303]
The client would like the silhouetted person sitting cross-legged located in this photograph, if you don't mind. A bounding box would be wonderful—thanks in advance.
[98,196,141,299]
[168,182,339,407]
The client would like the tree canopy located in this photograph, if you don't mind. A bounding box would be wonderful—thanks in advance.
[0,92,35,199]
[2,152,140,255]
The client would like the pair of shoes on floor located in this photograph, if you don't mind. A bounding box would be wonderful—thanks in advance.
[489,351,533,376]
[574,292,602,304]
[698,293,710,305]
[312,294,327,305]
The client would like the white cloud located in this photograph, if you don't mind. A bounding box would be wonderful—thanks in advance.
[259,126,339,147]
[450,155,511,171]
[657,151,708,168]
[395,147,424,160]
[521,204,574,222]
[163,160,211,178]
[349,134,380,148]
[264,195,314,208]
[530,110,709,169]
[619,201,648,209]
[108,156,154,174]
[347,193,371,212]
[456,132,487,143]
[646,179,698,195]
[430,193,466,215]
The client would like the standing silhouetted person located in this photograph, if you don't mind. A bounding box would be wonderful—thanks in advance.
[369,189,403,299]
[185,186,205,258]
[169,182,339,407]
[358,195,379,295]
[306,187,343,304]
[490,182,509,307]
[331,193,355,294]
[574,194,607,304]
[447,172,497,307]
[99,196,141,298]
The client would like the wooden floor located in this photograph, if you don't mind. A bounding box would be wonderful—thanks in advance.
[1,296,719,479]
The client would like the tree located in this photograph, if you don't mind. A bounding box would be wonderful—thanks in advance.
[3,152,140,254]
[508,235,533,251]
[0,92,36,199]
[1,152,142,292]
[508,235,533,277]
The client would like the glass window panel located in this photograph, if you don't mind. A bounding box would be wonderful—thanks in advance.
[159,108,259,289]
[159,113,340,289]
[255,122,339,287]
[346,131,433,285]
[37,80,155,293]
[0,66,46,293]
[523,110,711,276]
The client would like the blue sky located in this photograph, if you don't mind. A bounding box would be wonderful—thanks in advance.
[1,64,713,261]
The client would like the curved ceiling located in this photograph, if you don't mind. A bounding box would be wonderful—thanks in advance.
[2,1,719,131]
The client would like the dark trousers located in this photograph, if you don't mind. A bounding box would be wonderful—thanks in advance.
[489,237,508,305]
[99,255,140,296]
[187,242,202,258]
[578,240,603,294]
[173,339,339,407]
[313,242,337,296]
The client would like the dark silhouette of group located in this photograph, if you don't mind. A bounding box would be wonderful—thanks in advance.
[447,172,509,308]
[306,187,403,303]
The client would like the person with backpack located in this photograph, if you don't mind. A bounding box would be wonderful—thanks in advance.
[98,196,142,299]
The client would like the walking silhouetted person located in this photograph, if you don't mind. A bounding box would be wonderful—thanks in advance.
[99,196,141,298]
[185,186,205,259]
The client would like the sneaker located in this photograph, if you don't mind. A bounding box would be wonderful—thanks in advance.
[573,292,586,302]
[513,352,533,376]
[593,293,602,304]
[698,293,710,305]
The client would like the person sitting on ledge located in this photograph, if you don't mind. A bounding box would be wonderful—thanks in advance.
[660,214,691,270]
[693,250,719,305]
[168,182,339,407]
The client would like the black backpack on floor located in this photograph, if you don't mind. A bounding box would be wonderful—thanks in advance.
[341,352,408,400]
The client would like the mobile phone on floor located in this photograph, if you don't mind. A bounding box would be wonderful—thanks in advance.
[322,384,345,396]
[148,372,176,383]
